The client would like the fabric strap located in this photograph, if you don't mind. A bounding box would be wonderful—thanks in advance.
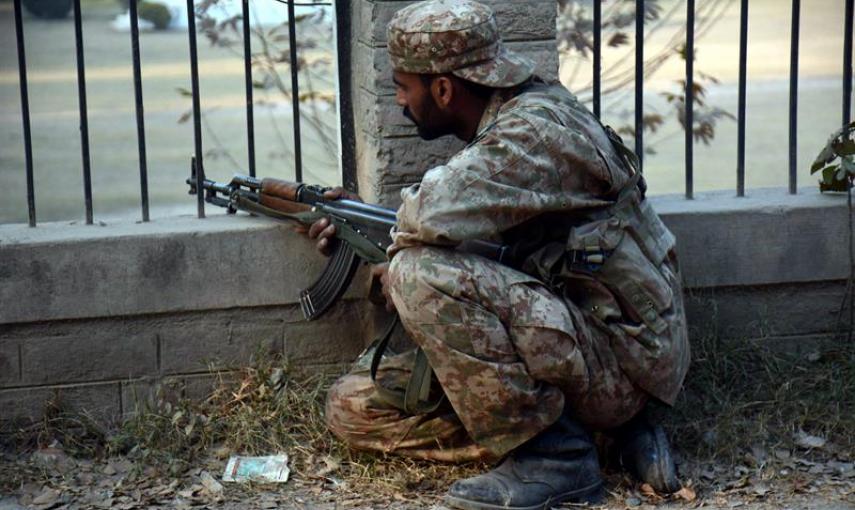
[369,315,445,415]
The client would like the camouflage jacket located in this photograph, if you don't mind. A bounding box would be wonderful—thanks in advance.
[390,81,632,254]
[389,80,689,405]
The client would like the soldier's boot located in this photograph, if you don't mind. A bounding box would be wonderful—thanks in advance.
[444,415,604,510]
[614,411,681,493]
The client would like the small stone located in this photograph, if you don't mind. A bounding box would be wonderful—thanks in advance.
[794,430,826,450]
[625,496,642,507]
[773,448,791,460]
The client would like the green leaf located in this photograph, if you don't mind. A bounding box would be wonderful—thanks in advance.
[833,137,855,157]
[811,143,836,172]
[819,179,851,193]
[820,165,838,182]
[841,156,855,175]
[175,87,193,97]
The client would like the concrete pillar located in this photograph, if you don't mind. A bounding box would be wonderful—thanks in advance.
[349,0,558,206]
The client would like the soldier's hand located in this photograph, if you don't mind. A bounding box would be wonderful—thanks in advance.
[371,263,395,312]
[323,187,362,203]
[301,187,363,257]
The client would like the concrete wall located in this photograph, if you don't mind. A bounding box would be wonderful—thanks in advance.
[350,0,558,206]
[1,188,850,423]
[0,216,376,422]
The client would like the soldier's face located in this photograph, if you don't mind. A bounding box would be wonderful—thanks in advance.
[393,71,454,140]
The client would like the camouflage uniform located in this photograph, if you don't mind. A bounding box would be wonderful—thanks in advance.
[326,0,690,462]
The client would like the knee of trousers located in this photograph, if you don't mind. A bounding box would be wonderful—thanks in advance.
[386,246,446,313]
[324,373,375,445]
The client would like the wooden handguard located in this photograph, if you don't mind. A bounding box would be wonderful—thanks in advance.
[261,177,301,201]
[259,193,312,214]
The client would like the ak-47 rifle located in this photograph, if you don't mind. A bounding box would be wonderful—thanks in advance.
[187,170,512,321]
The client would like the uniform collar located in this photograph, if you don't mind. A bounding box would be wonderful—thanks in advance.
[473,88,511,140]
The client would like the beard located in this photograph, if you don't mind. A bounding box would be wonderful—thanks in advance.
[403,100,451,141]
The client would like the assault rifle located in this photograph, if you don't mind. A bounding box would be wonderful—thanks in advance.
[187,170,512,321]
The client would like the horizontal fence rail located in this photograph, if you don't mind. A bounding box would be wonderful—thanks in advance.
[6,1,855,226]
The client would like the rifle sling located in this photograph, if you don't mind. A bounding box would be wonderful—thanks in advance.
[369,315,444,415]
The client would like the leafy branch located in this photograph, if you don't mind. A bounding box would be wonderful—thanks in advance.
[557,0,736,150]
[177,1,338,167]
[811,121,855,193]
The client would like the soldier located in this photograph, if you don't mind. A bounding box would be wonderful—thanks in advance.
[309,1,690,508]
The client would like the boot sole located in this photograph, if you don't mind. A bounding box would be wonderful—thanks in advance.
[651,425,680,493]
[443,481,604,510]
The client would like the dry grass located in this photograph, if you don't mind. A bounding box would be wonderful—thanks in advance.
[2,334,852,500]
[666,332,854,463]
[107,354,485,495]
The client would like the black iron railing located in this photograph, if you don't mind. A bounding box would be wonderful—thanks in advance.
[588,0,854,199]
[11,0,337,227]
[9,0,855,225]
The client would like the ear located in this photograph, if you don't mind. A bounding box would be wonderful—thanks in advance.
[430,75,455,109]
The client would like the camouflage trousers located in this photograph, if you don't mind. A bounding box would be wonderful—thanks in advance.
[325,246,649,462]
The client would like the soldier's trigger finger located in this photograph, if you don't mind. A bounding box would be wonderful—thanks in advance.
[317,237,332,256]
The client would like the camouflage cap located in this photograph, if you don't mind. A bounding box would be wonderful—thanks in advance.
[386,0,535,88]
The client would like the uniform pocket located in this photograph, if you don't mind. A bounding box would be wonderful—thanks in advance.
[565,218,673,336]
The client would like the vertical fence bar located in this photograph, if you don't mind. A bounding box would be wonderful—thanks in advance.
[334,2,357,192]
[685,0,694,199]
[592,0,602,119]
[287,0,303,182]
[72,0,93,224]
[13,0,35,227]
[635,0,644,170]
[129,0,149,222]
[737,0,748,197]
[788,0,800,194]
[187,0,204,218]
[242,0,256,177]
[844,0,853,125]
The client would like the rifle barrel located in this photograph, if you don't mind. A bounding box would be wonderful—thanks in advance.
[335,199,397,220]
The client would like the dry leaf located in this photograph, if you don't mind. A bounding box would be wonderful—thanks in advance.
[752,482,771,497]
[675,486,697,502]
[640,482,665,501]
[200,471,224,496]
[32,488,60,506]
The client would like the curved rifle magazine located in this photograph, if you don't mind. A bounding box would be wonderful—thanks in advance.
[299,241,361,321]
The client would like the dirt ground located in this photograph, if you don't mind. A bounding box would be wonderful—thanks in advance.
[1,442,852,510]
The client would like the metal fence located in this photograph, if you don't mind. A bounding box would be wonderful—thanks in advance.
[11,0,344,227]
[9,0,855,227]
[588,0,854,199]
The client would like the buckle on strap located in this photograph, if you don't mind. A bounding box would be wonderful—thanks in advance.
[567,246,612,271]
